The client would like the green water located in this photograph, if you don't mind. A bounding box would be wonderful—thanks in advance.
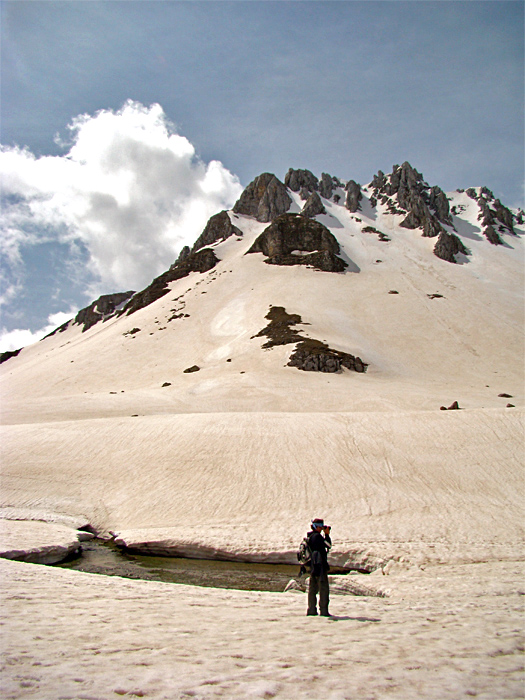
[56,540,301,592]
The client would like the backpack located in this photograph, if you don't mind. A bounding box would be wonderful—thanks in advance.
[297,535,312,576]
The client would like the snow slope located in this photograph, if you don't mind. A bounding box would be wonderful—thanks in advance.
[1,177,523,566]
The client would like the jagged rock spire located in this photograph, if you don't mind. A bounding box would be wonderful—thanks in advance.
[466,187,515,245]
[232,173,291,222]
[284,168,319,195]
[370,161,452,238]
[301,191,326,218]
[190,211,243,253]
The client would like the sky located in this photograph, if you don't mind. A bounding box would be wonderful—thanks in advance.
[1,0,523,352]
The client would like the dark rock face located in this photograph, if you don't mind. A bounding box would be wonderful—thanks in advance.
[433,232,469,263]
[318,172,337,200]
[465,187,515,245]
[74,292,136,332]
[370,162,452,236]
[298,187,310,201]
[429,186,452,224]
[175,246,191,265]
[301,191,326,218]
[344,180,362,213]
[440,401,460,410]
[252,306,368,373]
[284,168,319,194]
[122,248,219,316]
[0,348,22,365]
[246,213,347,272]
[288,341,367,373]
[368,162,476,263]
[233,173,292,222]
[264,250,347,273]
[191,211,243,252]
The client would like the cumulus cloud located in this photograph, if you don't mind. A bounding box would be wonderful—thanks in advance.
[0,100,243,298]
[0,311,76,353]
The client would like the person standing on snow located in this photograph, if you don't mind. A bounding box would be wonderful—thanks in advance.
[306,518,332,617]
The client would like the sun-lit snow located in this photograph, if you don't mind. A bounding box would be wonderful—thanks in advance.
[1,181,523,699]
[1,187,523,564]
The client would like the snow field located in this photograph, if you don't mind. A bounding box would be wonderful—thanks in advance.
[1,557,523,700]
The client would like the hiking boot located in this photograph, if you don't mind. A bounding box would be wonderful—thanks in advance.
[320,610,331,617]
[306,609,318,616]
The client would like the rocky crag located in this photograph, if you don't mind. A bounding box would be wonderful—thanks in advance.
[252,305,368,374]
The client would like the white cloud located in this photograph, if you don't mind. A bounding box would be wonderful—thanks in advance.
[0,100,243,299]
[0,310,76,353]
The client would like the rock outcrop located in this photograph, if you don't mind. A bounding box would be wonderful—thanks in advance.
[233,173,292,222]
[190,210,243,252]
[253,306,367,373]
[0,348,22,365]
[284,168,319,195]
[368,162,474,264]
[345,180,362,213]
[300,191,326,218]
[74,292,135,332]
[318,172,340,200]
[43,291,135,338]
[466,187,515,245]
[288,340,367,373]
[122,248,219,316]
[370,162,452,237]
[433,232,469,263]
[246,213,347,272]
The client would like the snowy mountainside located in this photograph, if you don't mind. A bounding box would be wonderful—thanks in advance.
[1,162,523,563]
[1,162,523,421]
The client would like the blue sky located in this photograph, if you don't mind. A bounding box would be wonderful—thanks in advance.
[1,1,524,350]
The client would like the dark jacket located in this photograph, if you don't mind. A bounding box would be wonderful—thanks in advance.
[307,529,332,573]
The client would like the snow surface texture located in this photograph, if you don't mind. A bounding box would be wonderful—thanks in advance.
[1,172,524,699]
[1,557,523,700]
[1,181,523,566]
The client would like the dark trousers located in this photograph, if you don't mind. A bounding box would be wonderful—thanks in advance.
[307,571,329,614]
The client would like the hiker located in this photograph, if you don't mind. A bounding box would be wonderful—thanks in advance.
[306,517,332,617]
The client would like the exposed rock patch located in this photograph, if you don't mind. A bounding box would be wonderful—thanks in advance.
[190,210,243,252]
[0,348,22,365]
[252,306,367,374]
[466,187,516,245]
[233,172,292,222]
[74,292,135,332]
[252,306,305,348]
[121,248,219,316]
[363,225,390,242]
[44,292,135,338]
[369,163,456,252]
[433,232,469,263]
[440,401,460,410]
[300,191,326,218]
[284,168,319,195]
[318,172,339,200]
[183,365,200,373]
[345,180,362,213]
[288,341,367,373]
[246,213,348,272]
